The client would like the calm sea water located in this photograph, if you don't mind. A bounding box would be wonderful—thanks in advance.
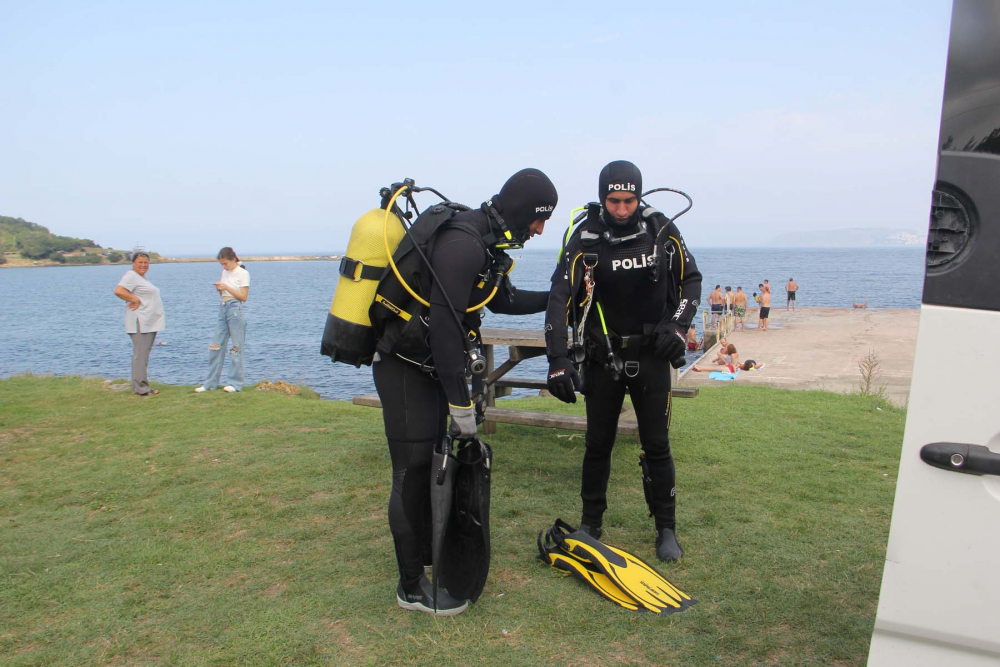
[0,247,925,400]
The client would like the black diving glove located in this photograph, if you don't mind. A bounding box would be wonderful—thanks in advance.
[654,322,687,364]
[547,357,580,404]
[448,404,478,440]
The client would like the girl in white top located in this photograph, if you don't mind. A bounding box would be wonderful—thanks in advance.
[113,251,165,395]
[195,247,251,393]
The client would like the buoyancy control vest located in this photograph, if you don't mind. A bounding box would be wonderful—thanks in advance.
[369,205,510,365]
[560,204,682,344]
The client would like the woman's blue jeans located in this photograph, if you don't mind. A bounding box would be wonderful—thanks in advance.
[203,300,247,391]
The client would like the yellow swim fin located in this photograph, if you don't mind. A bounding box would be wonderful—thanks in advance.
[537,529,643,612]
[546,519,696,614]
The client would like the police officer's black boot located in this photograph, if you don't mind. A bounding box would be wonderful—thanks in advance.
[579,515,603,540]
[655,527,683,562]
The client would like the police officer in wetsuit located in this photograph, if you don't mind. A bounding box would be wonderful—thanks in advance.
[372,168,558,615]
[544,160,701,562]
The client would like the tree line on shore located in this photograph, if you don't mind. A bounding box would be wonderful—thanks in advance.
[0,215,155,265]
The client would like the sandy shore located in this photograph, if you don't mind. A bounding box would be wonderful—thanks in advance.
[679,307,920,406]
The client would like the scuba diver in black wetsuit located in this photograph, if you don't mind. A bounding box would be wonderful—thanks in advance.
[370,168,557,615]
[544,160,702,562]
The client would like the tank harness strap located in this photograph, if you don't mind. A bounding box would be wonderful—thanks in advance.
[339,256,384,282]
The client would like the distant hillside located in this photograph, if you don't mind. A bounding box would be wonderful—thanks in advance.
[0,215,152,267]
[769,227,927,248]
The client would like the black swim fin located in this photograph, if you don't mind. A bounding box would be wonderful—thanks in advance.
[546,519,696,614]
[438,438,492,602]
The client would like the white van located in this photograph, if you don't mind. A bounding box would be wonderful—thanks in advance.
[867,1,1000,664]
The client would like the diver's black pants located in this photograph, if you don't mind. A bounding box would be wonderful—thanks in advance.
[581,346,677,531]
[372,353,448,590]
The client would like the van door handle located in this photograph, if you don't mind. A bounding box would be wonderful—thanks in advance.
[920,443,1000,476]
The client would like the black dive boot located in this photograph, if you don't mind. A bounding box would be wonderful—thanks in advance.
[579,520,603,540]
[396,575,469,616]
[655,527,683,563]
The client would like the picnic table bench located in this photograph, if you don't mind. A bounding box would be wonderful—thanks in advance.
[352,327,697,435]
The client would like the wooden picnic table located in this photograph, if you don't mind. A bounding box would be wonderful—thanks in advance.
[352,327,697,435]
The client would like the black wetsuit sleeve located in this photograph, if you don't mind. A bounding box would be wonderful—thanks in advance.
[663,223,702,330]
[544,244,578,360]
[487,277,549,315]
[428,230,488,408]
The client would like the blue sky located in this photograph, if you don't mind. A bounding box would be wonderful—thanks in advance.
[1,1,953,254]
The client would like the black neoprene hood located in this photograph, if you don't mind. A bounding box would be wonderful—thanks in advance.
[599,160,642,228]
[491,168,558,235]
[599,160,642,205]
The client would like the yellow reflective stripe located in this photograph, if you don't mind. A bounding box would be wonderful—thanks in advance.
[448,402,474,409]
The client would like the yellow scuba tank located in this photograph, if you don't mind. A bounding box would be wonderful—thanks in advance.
[321,207,406,367]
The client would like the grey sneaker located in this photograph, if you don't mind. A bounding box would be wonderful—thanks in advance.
[396,575,469,616]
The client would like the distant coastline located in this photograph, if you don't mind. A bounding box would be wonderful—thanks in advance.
[1,253,343,268]
[160,254,343,264]
[769,227,927,248]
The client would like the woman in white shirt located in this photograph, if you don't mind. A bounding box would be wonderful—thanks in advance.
[113,251,166,396]
[195,247,250,393]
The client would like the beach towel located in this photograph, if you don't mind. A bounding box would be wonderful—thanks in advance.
[709,370,741,381]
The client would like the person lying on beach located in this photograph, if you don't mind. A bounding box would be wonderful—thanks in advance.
[692,343,739,372]
[691,345,765,373]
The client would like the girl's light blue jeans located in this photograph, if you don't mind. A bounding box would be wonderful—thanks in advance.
[203,300,247,391]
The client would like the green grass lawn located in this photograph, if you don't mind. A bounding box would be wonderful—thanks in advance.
[0,376,904,666]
